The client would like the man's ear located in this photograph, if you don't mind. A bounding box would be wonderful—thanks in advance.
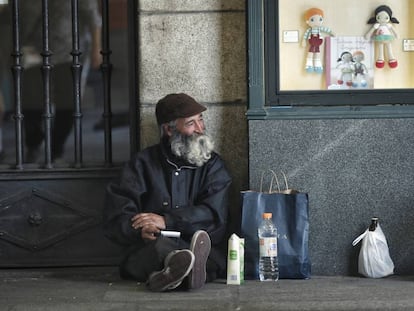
[162,124,173,137]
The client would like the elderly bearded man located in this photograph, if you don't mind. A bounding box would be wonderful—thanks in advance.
[103,93,232,292]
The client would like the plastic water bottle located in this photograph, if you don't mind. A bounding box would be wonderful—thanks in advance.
[258,212,279,281]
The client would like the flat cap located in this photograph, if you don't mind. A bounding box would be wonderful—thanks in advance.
[155,93,207,125]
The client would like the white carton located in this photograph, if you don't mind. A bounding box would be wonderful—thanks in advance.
[226,233,244,285]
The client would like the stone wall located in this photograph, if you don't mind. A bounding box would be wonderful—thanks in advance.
[137,1,248,234]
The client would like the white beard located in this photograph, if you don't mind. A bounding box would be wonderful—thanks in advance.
[170,132,215,167]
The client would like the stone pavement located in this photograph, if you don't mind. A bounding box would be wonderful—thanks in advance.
[1,267,413,311]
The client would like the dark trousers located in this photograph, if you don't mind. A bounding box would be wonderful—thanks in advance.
[22,62,73,158]
[120,237,226,283]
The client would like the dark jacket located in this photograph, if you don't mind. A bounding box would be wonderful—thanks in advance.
[103,138,232,247]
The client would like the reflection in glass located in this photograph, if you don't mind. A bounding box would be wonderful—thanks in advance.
[0,0,129,166]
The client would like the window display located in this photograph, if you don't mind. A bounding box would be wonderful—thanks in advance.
[277,0,413,91]
[247,0,414,118]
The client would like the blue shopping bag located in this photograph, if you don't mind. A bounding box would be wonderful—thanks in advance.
[241,171,311,279]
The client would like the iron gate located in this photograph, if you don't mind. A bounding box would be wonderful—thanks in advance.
[0,0,139,267]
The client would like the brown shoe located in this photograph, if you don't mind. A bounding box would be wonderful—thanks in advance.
[147,249,194,292]
[187,230,211,290]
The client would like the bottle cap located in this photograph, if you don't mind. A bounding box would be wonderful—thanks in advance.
[369,217,379,231]
[263,212,272,219]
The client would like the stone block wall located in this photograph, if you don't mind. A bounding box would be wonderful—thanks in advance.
[137,1,248,234]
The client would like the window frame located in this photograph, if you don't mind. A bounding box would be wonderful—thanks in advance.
[247,0,414,120]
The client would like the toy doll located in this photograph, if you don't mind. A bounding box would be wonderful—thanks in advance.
[365,5,399,69]
[336,51,354,87]
[352,51,368,87]
[302,7,334,73]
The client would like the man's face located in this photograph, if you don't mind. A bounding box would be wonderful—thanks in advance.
[174,113,205,136]
[167,113,214,166]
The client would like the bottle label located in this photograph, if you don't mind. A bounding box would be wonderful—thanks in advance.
[259,237,277,257]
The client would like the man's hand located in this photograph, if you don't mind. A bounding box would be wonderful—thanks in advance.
[131,213,166,241]
[131,213,166,230]
[140,224,160,241]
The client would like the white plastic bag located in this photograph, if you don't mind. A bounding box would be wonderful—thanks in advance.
[352,224,394,278]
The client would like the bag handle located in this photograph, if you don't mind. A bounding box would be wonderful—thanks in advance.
[281,171,289,189]
[260,170,281,193]
[352,229,368,246]
[269,169,281,193]
[279,171,298,194]
[260,170,299,194]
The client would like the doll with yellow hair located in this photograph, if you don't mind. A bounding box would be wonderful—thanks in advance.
[302,8,334,73]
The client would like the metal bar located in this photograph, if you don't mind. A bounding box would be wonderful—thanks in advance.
[10,0,24,169]
[41,0,53,168]
[70,0,83,168]
[127,0,140,157]
[100,0,113,167]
